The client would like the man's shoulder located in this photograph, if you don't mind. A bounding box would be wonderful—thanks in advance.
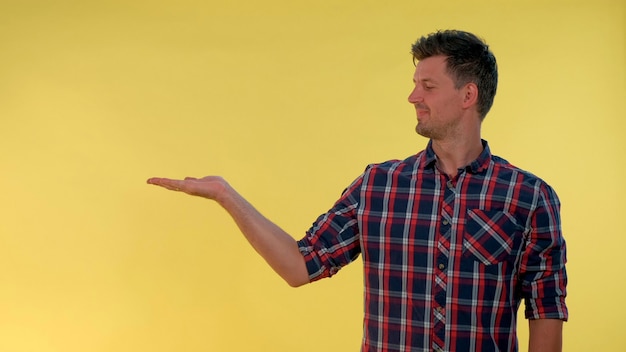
[364,151,425,174]
[490,154,557,193]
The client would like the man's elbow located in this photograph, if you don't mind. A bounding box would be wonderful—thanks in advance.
[282,256,310,288]
[285,275,310,288]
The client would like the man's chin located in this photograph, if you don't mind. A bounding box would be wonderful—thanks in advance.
[415,125,431,138]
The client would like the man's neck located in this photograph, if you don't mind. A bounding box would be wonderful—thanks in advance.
[431,136,483,178]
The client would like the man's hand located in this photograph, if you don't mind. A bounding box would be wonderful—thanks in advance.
[147,176,228,203]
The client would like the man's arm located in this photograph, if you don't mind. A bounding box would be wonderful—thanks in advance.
[519,182,568,351]
[147,176,310,287]
[528,318,563,352]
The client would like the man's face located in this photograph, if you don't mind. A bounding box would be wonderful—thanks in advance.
[408,55,465,140]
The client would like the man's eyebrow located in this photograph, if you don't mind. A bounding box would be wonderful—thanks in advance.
[413,78,436,83]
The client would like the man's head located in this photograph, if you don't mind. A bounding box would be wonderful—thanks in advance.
[411,30,498,120]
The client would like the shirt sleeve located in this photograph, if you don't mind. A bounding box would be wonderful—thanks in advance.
[297,172,365,282]
[519,181,568,321]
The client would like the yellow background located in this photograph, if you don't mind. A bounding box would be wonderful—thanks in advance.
[1,0,624,351]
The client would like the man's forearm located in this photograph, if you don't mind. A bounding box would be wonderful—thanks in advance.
[528,318,563,352]
[217,183,310,287]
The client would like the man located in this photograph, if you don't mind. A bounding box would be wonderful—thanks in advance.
[147,30,568,352]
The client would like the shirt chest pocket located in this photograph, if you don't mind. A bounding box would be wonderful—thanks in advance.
[463,209,525,265]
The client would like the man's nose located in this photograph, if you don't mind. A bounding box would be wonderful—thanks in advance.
[408,86,422,104]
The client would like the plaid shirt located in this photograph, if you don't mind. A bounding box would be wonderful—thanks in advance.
[297,140,568,352]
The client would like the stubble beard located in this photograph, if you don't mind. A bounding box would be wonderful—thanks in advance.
[416,122,441,139]
[415,118,458,140]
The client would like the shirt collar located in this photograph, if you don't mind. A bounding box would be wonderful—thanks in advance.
[420,139,492,174]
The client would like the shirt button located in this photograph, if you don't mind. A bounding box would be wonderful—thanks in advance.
[442,219,449,225]
[438,263,445,270]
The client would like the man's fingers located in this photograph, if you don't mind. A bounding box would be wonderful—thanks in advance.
[148,176,222,199]
[147,177,186,192]
[147,177,164,186]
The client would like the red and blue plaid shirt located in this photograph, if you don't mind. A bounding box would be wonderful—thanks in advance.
[297,140,568,352]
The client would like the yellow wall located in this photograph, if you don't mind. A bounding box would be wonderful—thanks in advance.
[1,0,624,351]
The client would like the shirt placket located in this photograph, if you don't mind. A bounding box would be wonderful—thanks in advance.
[432,178,456,352]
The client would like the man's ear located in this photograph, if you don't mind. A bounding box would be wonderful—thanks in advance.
[461,82,479,109]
